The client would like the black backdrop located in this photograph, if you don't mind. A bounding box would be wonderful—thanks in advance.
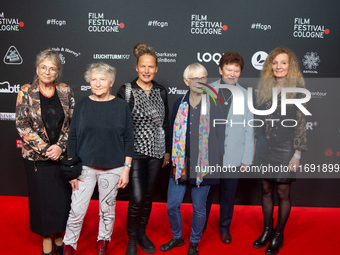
[1,0,340,207]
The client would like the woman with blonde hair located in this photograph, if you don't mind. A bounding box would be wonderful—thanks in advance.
[253,47,307,255]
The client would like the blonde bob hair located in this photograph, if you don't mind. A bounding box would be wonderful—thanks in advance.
[257,47,305,106]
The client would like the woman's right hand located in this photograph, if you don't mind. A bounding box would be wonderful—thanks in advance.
[69,176,85,191]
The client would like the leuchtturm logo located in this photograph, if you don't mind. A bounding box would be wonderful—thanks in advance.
[302,52,320,74]
[251,51,268,70]
[3,46,23,65]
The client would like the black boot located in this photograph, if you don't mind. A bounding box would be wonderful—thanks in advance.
[137,225,156,253]
[265,227,284,255]
[125,235,137,255]
[253,218,273,249]
[187,242,199,255]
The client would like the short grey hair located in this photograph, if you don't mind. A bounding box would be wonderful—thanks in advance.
[183,63,208,80]
[35,48,62,79]
[84,62,116,83]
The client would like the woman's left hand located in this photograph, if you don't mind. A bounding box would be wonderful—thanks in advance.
[46,144,62,161]
[288,156,300,172]
[118,167,129,189]
[162,153,171,168]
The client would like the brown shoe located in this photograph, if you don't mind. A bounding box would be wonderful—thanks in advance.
[221,233,232,244]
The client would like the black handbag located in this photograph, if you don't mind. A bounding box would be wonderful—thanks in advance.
[173,157,190,182]
[60,156,82,181]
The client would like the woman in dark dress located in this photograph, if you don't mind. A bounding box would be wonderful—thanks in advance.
[253,47,307,255]
[117,43,171,255]
[16,49,74,255]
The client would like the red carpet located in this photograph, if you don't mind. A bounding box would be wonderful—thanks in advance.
[0,195,339,254]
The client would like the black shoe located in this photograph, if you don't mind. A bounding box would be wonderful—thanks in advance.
[265,228,284,255]
[54,243,63,255]
[159,238,185,252]
[187,242,198,255]
[253,218,273,249]
[125,243,137,255]
[137,233,156,253]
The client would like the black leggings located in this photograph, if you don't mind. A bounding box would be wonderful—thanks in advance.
[127,152,163,236]
[261,179,291,230]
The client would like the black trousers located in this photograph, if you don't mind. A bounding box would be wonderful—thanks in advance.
[127,152,163,236]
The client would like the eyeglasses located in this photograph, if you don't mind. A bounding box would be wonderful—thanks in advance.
[39,65,58,74]
[189,76,207,82]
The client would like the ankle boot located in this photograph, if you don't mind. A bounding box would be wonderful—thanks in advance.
[137,228,156,254]
[265,227,284,255]
[125,235,137,255]
[63,245,74,255]
[253,218,273,249]
[97,240,109,255]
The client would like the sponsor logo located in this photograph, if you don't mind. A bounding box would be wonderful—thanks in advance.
[168,87,188,95]
[251,51,268,70]
[310,91,327,99]
[3,46,23,65]
[93,54,130,60]
[191,14,228,35]
[0,112,15,121]
[16,139,22,148]
[157,52,177,63]
[293,18,329,38]
[302,52,320,74]
[0,81,20,93]
[250,23,272,30]
[81,85,91,91]
[197,52,223,65]
[306,121,318,131]
[88,13,124,32]
[50,47,81,64]
[0,12,24,31]
[46,19,66,26]
[148,20,168,27]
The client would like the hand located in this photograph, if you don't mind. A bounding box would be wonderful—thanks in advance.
[241,164,250,172]
[162,153,171,168]
[118,167,130,189]
[46,144,62,161]
[70,176,85,191]
[288,156,300,172]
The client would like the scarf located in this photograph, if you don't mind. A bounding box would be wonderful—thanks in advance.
[172,93,210,186]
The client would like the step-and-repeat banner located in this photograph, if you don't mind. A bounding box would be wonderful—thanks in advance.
[1,0,340,206]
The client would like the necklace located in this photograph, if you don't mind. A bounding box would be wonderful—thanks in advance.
[220,88,232,105]
[39,85,55,98]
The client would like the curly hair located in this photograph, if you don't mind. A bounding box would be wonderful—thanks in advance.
[257,47,305,106]
[84,62,116,83]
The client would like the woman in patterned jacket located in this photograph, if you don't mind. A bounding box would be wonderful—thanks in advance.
[15,49,75,255]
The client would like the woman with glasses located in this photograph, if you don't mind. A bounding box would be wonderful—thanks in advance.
[117,42,171,255]
[16,49,75,255]
[159,63,224,255]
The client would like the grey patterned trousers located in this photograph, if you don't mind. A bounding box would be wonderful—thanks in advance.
[63,165,123,249]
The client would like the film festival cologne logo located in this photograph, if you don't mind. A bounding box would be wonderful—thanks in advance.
[190,14,228,35]
[293,18,330,38]
[0,12,24,31]
[88,13,124,32]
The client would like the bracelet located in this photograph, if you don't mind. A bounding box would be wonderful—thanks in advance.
[124,163,132,168]
[293,153,301,159]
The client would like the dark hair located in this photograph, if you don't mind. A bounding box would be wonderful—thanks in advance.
[219,52,244,71]
[133,42,158,66]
